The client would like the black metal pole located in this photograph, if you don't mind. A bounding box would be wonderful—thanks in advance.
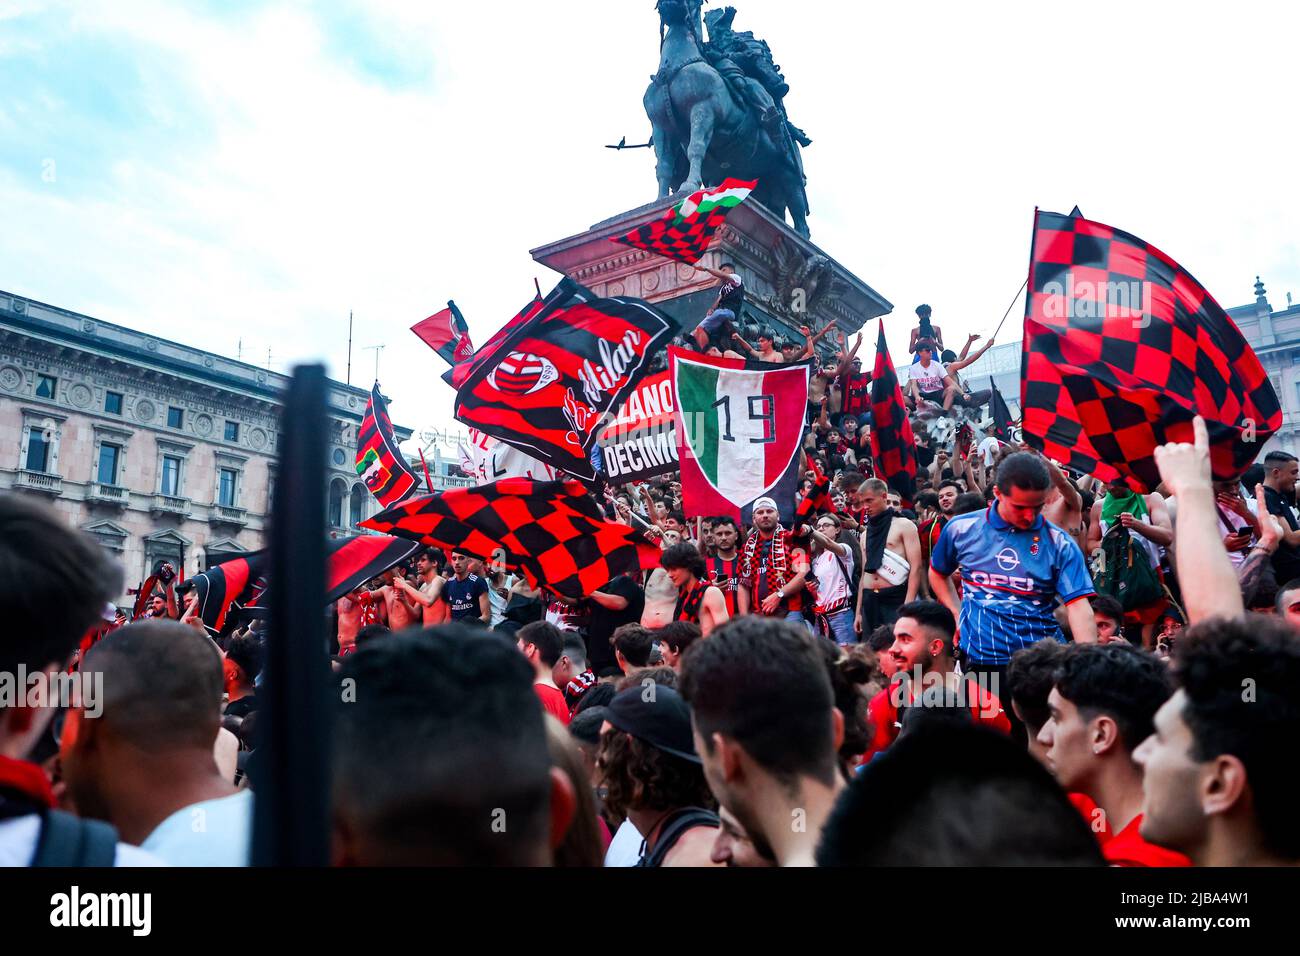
[253,364,331,866]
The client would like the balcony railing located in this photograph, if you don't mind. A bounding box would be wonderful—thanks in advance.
[88,482,129,506]
[432,474,476,489]
[15,470,62,496]
[150,493,191,517]
[209,504,248,528]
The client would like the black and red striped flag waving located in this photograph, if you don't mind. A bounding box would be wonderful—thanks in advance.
[454,278,678,481]
[191,552,269,637]
[869,321,917,507]
[1022,210,1280,491]
[356,383,419,508]
[360,478,663,599]
[411,300,475,388]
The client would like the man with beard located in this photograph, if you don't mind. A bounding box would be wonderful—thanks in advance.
[853,478,922,636]
[1038,643,1189,866]
[660,543,729,636]
[737,498,811,631]
[679,616,845,867]
[862,600,1009,760]
[392,547,448,627]
[705,517,742,617]
[1134,615,1300,866]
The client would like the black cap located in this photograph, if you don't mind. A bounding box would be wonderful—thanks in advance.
[605,685,700,764]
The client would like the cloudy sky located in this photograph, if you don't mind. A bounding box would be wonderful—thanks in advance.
[3,0,1297,446]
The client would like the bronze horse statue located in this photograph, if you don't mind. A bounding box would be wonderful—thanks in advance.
[643,0,811,237]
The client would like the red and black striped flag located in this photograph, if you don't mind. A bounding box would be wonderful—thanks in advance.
[360,478,662,600]
[411,300,475,388]
[325,533,421,602]
[191,552,269,637]
[612,179,757,265]
[356,383,419,508]
[1022,210,1280,491]
[454,278,679,481]
[869,321,917,508]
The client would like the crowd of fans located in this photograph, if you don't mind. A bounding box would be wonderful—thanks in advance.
[2,292,1299,868]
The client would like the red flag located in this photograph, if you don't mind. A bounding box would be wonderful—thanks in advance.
[1023,209,1280,490]
[869,321,918,508]
[356,383,420,508]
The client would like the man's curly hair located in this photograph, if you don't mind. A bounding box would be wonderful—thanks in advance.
[597,728,716,820]
[1174,615,1300,860]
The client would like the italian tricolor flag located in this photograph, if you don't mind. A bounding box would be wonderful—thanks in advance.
[671,178,757,226]
[670,347,808,523]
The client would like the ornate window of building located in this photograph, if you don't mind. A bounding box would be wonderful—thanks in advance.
[212,450,248,508]
[104,391,124,415]
[154,437,194,499]
[19,407,66,475]
[83,519,128,556]
[142,529,189,584]
[35,373,57,400]
[350,483,366,526]
[328,477,347,528]
[225,420,240,442]
[167,405,184,429]
[90,423,133,492]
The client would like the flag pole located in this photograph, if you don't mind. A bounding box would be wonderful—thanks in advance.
[419,447,435,494]
[346,310,353,386]
[990,276,1029,343]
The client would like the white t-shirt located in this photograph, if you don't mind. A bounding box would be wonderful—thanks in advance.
[140,790,253,867]
[906,360,948,394]
[812,547,856,612]
[978,436,1002,467]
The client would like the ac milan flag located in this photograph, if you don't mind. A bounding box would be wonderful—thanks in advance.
[411,300,475,387]
[869,322,918,508]
[454,278,679,481]
[360,479,662,599]
[612,178,758,265]
[356,383,420,508]
[190,551,269,637]
[325,534,422,603]
[1022,210,1281,491]
[671,346,809,523]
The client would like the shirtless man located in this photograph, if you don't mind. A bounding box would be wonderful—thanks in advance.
[854,478,923,635]
[336,592,365,653]
[641,528,684,630]
[393,547,448,627]
[732,328,785,364]
[373,566,420,631]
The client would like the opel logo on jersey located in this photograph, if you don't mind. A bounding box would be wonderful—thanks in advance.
[996,548,1021,571]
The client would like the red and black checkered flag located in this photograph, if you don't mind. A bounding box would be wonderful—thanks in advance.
[869,321,918,508]
[360,478,663,599]
[454,278,679,481]
[612,179,757,265]
[1023,209,1280,491]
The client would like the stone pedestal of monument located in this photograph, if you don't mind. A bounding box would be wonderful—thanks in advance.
[530,196,893,354]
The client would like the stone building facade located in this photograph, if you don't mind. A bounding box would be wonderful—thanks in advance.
[0,288,408,599]
[1226,278,1300,455]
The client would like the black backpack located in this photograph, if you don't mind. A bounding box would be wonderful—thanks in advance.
[31,808,118,867]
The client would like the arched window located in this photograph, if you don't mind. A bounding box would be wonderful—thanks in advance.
[328,478,346,528]
[350,484,366,527]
